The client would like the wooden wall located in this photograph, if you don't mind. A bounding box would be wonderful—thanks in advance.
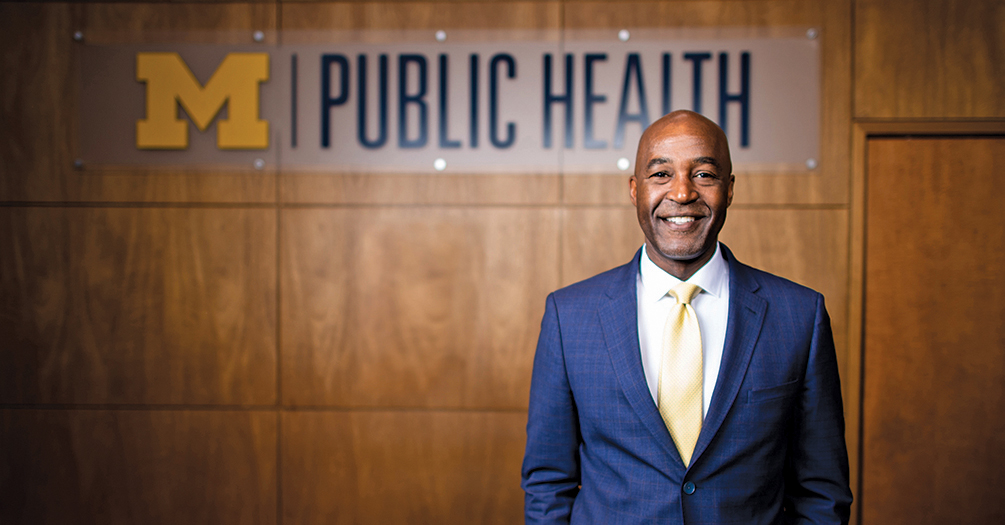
[860,136,1005,525]
[1,0,1001,523]
[849,0,1004,523]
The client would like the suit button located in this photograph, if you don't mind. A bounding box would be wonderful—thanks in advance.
[683,482,695,495]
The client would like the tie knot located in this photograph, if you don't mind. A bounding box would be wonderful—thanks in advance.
[670,282,702,305]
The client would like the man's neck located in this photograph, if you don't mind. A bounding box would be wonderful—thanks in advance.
[645,244,718,281]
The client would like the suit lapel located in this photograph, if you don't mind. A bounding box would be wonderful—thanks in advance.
[598,249,682,464]
[690,246,767,465]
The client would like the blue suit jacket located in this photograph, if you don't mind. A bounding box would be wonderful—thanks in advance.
[522,245,852,524]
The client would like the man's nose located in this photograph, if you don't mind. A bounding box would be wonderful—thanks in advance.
[668,174,697,203]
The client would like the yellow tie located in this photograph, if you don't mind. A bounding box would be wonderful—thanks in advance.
[658,282,704,467]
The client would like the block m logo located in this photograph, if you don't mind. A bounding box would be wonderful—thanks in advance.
[136,52,269,149]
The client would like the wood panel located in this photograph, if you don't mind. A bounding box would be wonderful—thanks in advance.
[281,1,559,33]
[282,410,525,524]
[279,1,563,205]
[0,409,277,525]
[0,3,277,204]
[854,0,1005,119]
[861,137,1005,524]
[0,207,277,405]
[281,173,561,206]
[559,205,643,286]
[79,3,277,45]
[561,0,852,206]
[281,206,560,408]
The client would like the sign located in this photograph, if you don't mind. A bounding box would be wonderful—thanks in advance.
[78,28,820,173]
[135,52,270,149]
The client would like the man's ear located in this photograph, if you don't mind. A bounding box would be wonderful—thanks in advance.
[726,174,735,206]
[629,175,638,206]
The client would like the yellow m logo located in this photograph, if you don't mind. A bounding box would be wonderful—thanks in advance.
[136,52,269,149]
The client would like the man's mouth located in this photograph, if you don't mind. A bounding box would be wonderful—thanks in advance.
[663,216,696,224]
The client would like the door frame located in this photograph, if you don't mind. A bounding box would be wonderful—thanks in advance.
[846,119,1005,525]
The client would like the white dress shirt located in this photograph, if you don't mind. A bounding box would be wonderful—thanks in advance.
[636,242,730,417]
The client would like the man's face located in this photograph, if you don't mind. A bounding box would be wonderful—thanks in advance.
[630,113,734,278]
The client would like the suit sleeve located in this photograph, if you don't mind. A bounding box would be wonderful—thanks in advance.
[521,293,581,524]
[783,294,854,524]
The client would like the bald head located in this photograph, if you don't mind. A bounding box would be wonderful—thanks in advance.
[629,109,735,280]
[635,110,732,179]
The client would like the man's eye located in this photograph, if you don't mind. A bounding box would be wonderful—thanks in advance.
[695,171,714,178]
[651,171,669,178]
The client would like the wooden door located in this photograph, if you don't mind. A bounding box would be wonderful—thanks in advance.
[861,136,1005,524]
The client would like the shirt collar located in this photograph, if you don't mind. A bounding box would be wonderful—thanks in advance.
[639,242,729,303]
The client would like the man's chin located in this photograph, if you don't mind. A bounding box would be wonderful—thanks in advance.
[650,242,711,263]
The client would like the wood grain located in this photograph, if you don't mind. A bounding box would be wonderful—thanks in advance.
[861,137,1005,524]
[280,1,560,33]
[846,122,1005,525]
[280,206,560,409]
[560,205,644,286]
[561,0,852,206]
[0,409,277,525]
[282,410,525,525]
[0,207,277,405]
[280,173,562,205]
[0,3,278,204]
[855,0,1005,119]
[79,2,278,45]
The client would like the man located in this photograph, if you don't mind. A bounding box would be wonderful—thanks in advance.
[521,110,852,524]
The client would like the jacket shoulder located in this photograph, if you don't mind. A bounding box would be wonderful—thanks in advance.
[732,259,825,308]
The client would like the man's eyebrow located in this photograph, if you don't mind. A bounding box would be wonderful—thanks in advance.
[646,157,670,170]
[694,156,721,169]
[646,156,721,170]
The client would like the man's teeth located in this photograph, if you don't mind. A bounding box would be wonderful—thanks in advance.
[665,217,695,224]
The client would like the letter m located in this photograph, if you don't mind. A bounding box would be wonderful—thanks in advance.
[136,52,269,149]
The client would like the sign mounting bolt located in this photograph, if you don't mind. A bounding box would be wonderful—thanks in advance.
[618,29,630,42]
[435,30,447,42]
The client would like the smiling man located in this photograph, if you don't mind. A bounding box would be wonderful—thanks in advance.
[521,110,852,524]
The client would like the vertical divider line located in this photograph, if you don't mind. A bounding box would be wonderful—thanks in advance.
[291,54,298,149]
[845,6,862,524]
[848,2,860,520]
[854,134,868,525]
[556,0,567,287]
[557,0,567,208]
[274,1,284,411]
[276,407,283,525]
[275,3,284,524]
[275,203,284,525]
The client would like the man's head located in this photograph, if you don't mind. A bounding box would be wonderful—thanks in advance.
[630,110,735,280]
